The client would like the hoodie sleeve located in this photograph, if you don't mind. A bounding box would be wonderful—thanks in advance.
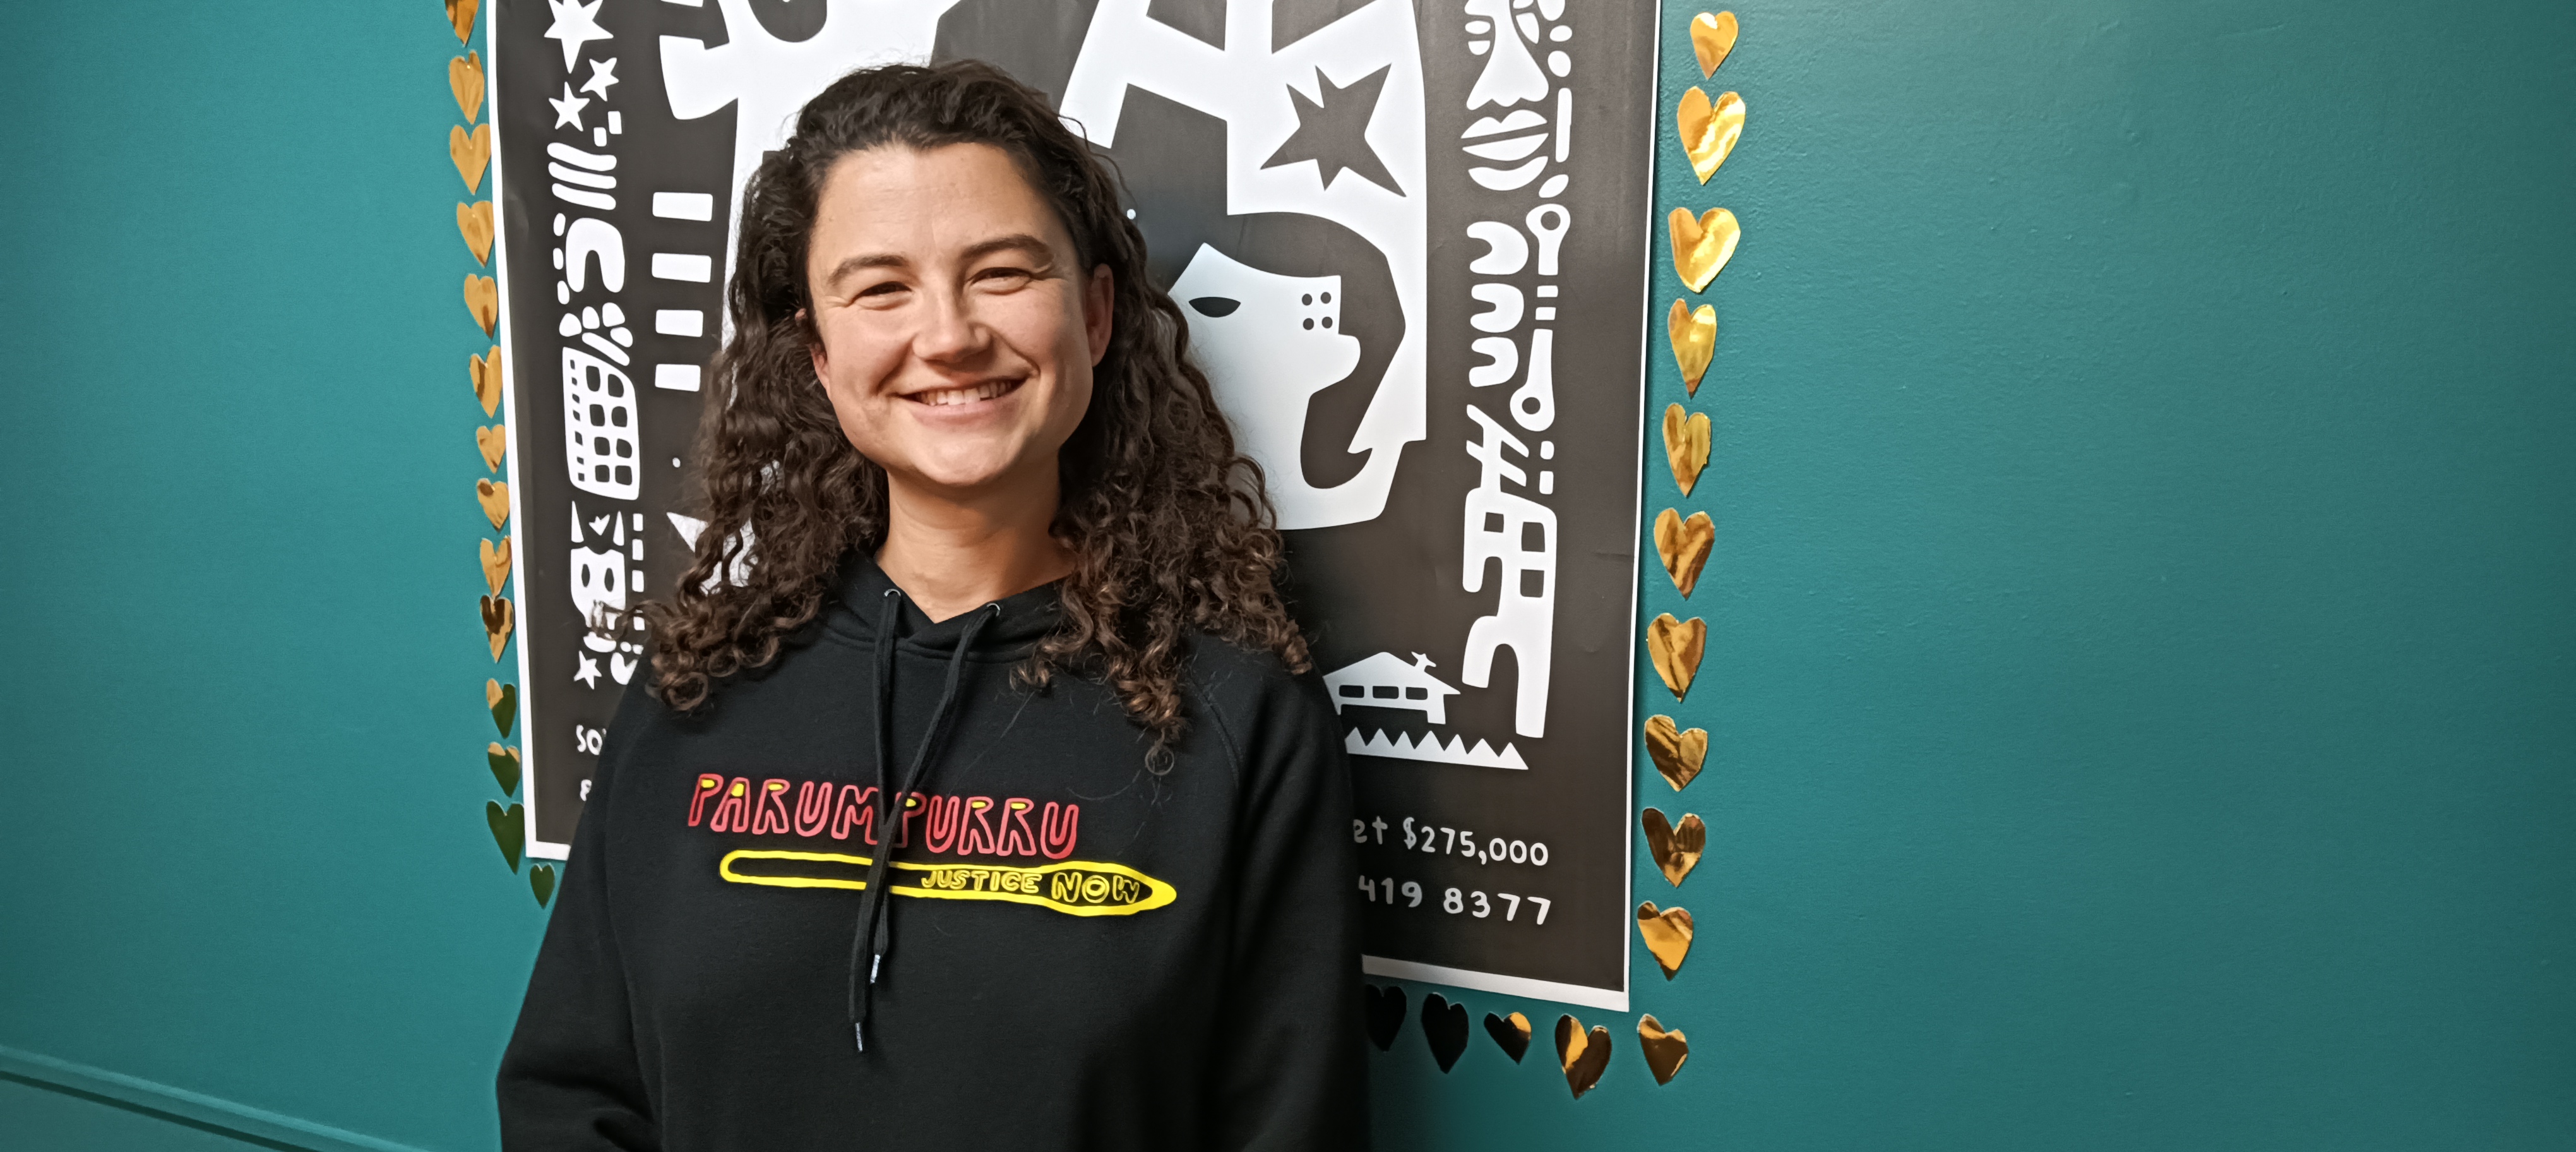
[1203,669,1371,1151]
[496,695,659,1151]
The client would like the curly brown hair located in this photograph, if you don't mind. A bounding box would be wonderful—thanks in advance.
[643,60,1309,753]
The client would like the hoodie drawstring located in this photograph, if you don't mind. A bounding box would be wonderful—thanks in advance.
[847,591,1002,1052]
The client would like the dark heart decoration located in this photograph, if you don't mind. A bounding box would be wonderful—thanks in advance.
[1363,984,1405,1051]
[486,800,525,872]
[486,678,516,737]
[479,594,515,660]
[1484,1011,1532,1063]
[1420,993,1469,1072]
[529,864,558,907]
[1554,1014,1614,1099]
[486,743,522,796]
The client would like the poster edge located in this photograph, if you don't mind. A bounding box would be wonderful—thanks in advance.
[1361,956,1628,1013]
[1611,0,1674,1024]
[487,0,573,865]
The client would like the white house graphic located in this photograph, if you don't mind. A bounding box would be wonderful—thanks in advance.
[1323,652,1458,725]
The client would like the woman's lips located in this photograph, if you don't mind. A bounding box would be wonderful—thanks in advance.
[907,378,1023,407]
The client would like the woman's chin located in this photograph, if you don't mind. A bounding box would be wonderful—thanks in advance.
[891,445,1044,497]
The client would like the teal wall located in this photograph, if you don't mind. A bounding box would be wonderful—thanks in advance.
[3,1,2569,1150]
[0,3,543,1150]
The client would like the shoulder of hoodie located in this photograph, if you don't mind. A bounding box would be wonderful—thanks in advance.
[591,616,835,774]
[1180,632,1338,779]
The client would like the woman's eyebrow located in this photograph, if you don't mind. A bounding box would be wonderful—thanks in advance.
[820,251,908,289]
[957,233,1058,268]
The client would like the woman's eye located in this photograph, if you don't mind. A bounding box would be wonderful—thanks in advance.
[975,267,1035,286]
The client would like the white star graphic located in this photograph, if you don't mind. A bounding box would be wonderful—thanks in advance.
[580,57,619,100]
[550,83,590,130]
[574,654,602,688]
[544,0,612,73]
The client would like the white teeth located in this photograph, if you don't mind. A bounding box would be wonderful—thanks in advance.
[914,380,1014,406]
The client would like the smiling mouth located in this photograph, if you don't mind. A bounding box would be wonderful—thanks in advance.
[908,379,1022,407]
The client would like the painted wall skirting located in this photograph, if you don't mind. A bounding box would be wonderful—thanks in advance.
[0,1047,439,1152]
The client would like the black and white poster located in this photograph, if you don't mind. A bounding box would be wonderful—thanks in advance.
[493,0,1652,1010]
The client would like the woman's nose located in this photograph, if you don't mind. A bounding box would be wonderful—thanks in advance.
[911,287,987,364]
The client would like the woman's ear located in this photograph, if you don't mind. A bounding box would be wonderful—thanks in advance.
[802,308,829,381]
[1085,265,1114,366]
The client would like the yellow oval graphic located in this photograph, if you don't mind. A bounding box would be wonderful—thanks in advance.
[717,849,1177,917]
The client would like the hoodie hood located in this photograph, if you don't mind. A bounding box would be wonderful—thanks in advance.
[829,550,1064,656]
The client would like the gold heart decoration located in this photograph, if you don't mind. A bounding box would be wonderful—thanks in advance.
[1637,1015,1691,1086]
[1637,902,1695,979]
[464,275,499,337]
[1666,302,1715,395]
[1691,11,1739,76]
[475,478,510,530]
[1676,87,1746,184]
[1646,613,1705,700]
[1642,807,1706,886]
[457,201,494,265]
[470,345,503,416]
[1667,207,1740,293]
[479,536,513,597]
[1484,1011,1531,1063]
[1553,1015,1613,1100]
[445,0,479,44]
[450,123,491,193]
[1654,508,1714,598]
[1644,714,1708,791]
[480,595,514,661]
[475,423,506,472]
[1661,402,1710,495]
[448,52,485,123]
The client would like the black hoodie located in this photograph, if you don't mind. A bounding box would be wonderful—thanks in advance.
[497,555,1368,1149]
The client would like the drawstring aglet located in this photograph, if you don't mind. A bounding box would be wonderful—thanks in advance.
[870,953,883,984]
[853,1022,866,1052]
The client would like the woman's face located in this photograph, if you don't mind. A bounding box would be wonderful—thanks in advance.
[804,143,1113,498]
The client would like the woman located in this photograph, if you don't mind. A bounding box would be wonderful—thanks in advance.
[498,61,1366,1149]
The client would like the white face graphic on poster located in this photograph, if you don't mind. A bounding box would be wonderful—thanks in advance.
[1058,0,1426,529]
[1172,246,1362,491]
